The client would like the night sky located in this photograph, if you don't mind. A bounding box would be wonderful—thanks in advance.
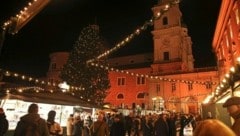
[0,0,221,77]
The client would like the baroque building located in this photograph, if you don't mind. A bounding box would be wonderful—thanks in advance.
[47,0,219,114]
[212,0,240,104]
[199,0,240,125]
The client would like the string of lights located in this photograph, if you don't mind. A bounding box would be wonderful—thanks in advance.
[204,57,240,103]
[1,63,217,93]
[1,0,225,104]
[89,62,217,85]
[4,86,44,93]
[1,69,84,91]
[0,70,91,102]
[1,0,50,34]
[86,0,180,64]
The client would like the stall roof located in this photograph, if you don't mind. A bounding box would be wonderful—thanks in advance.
[0,92,100,109]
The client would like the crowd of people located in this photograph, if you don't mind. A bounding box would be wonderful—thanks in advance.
[98,111,196,136]
[0,96,240,136]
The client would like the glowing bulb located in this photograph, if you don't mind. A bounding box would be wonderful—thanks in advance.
[225,73,230,78]
[222,79,227,83]
[230,66,235,73]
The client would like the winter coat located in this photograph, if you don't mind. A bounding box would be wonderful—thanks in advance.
[90,120,109,136]
[72,120,84,136]
[0,113,8,135]
[154,118,169,136]
[110,120,125,136]
[14,113,50,136]
[67,117,74,136]
[232,116,240,136]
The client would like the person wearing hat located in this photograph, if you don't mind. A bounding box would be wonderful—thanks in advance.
[223,96,240,136]
[0,108,9,135]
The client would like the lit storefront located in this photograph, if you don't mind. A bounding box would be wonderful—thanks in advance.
[152,96,165,111]
[0,92,97,130]
[1,100,73,130]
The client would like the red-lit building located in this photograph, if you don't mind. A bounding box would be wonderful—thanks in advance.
[47,1,219,114]
[198,0,240,125]
[212,0,240,102]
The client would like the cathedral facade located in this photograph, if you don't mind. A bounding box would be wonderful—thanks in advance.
[47,1,219,114]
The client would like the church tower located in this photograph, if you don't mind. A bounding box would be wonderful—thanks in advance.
[151,0,194,74]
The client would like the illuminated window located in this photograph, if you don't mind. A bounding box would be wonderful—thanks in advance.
[220,41,226,60]
[205,82,212,89]
[117,77,125,86]
[137,77,145,85]
[171,82,176,92]
[235,9,240,25]
[229,21,233,39]
[226,34,229,48]
[117,93,124,99]
[163,17,168,25]
[188,83,193,91]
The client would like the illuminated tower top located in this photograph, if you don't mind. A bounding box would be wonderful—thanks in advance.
[151,1,194,74]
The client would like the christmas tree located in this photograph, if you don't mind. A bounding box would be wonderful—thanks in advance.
[60,25,110,105]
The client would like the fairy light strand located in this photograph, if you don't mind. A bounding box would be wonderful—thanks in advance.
[90,62,218,85]
[86,0,180,64]
[1,69,84,91]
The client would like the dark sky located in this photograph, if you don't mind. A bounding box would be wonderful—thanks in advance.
[0,0,221,77]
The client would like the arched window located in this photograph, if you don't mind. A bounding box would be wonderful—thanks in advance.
[137,93,145,99]
[163,17,168,25]
[117,93,124,99]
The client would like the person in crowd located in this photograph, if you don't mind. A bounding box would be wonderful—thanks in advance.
[167,113,177,136]
[106,113,113,130]
[174,113,181,136]
[194,113,202,125]
[14,103,50,136]
[190,114,197,130]
[141,115,146,132]
[0,108,9,136]
[90,113,109,136]
[207,112,213,119]
[133,116,141,136]
[67,114,74,136]
[154,113,169,136]
[223,96,240,136]
[110,114,125,136]
[124,113,133,136]
[193,119,236,136]
[72,115,84,136]
[142,115,154,136]
[47,110,62,136]
[83,115,93,136]
[179,114,188,136]
[118,112,125,123]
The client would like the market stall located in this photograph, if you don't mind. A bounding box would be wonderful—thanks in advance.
[0,92,99,130]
